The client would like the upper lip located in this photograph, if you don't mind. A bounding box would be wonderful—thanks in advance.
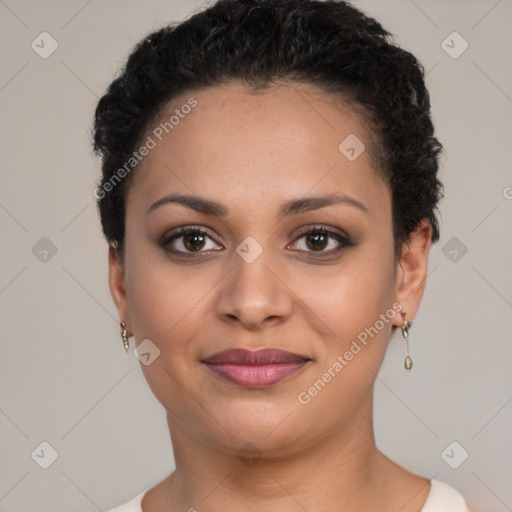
[202,348,311,365]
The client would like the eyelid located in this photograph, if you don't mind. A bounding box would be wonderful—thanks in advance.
[292,223,351,241]
[163,224,220,241]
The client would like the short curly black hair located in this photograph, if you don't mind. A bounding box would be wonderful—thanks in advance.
[92,0,443,263]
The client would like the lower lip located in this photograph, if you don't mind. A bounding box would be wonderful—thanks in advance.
[203,362,309,388]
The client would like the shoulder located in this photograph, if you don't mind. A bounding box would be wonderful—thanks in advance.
[105,489,148,512]
[421,479,470,512]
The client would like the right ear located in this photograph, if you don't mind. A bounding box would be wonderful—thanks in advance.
[108,242,132,334]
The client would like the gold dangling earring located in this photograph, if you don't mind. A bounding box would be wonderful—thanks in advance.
[400,310,413,371]
[120,321,129,353]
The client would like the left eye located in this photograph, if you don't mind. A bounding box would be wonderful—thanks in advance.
[288,226,349,254]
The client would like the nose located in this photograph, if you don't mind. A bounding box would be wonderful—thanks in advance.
[215,250,293,331]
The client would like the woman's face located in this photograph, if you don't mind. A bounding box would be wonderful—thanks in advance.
[109,81,430,457]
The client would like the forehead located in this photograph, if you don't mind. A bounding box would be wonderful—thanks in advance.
[126,80,388,218]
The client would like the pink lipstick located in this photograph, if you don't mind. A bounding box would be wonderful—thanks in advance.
[202,348,311,388]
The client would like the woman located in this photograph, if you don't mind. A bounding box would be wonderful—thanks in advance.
[92,0,470,510]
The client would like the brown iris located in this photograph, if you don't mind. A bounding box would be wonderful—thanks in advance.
[183,232,206,251]
[305,231,328,251]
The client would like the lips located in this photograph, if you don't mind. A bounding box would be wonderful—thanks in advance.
[202,348,311,388]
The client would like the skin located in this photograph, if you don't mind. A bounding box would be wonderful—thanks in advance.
[109,80,433,512]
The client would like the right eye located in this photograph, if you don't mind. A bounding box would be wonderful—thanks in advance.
[160,226,223,255]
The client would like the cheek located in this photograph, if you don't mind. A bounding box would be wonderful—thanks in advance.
[294,261,397,424]
[126,264,208,353]
[123,236,228,383]
[309,253,398,398]
[123,227,206,340]
[124,258,207,412]
[302,248,396,339]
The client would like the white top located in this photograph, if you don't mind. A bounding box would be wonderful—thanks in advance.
[105,478,469,511]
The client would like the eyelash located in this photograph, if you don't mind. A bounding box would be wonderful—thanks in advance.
[160,224,352,260]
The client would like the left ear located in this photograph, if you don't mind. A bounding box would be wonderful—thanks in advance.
[392,219,433,326]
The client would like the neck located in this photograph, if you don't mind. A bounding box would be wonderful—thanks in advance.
[163,392,392,512]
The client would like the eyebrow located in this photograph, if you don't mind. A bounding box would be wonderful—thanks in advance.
[146,192,369,218]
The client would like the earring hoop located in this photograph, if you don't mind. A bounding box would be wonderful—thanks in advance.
[400,310,413,371]
[120,321,129,353]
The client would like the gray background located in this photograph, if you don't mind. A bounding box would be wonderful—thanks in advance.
[1,0,511,510]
